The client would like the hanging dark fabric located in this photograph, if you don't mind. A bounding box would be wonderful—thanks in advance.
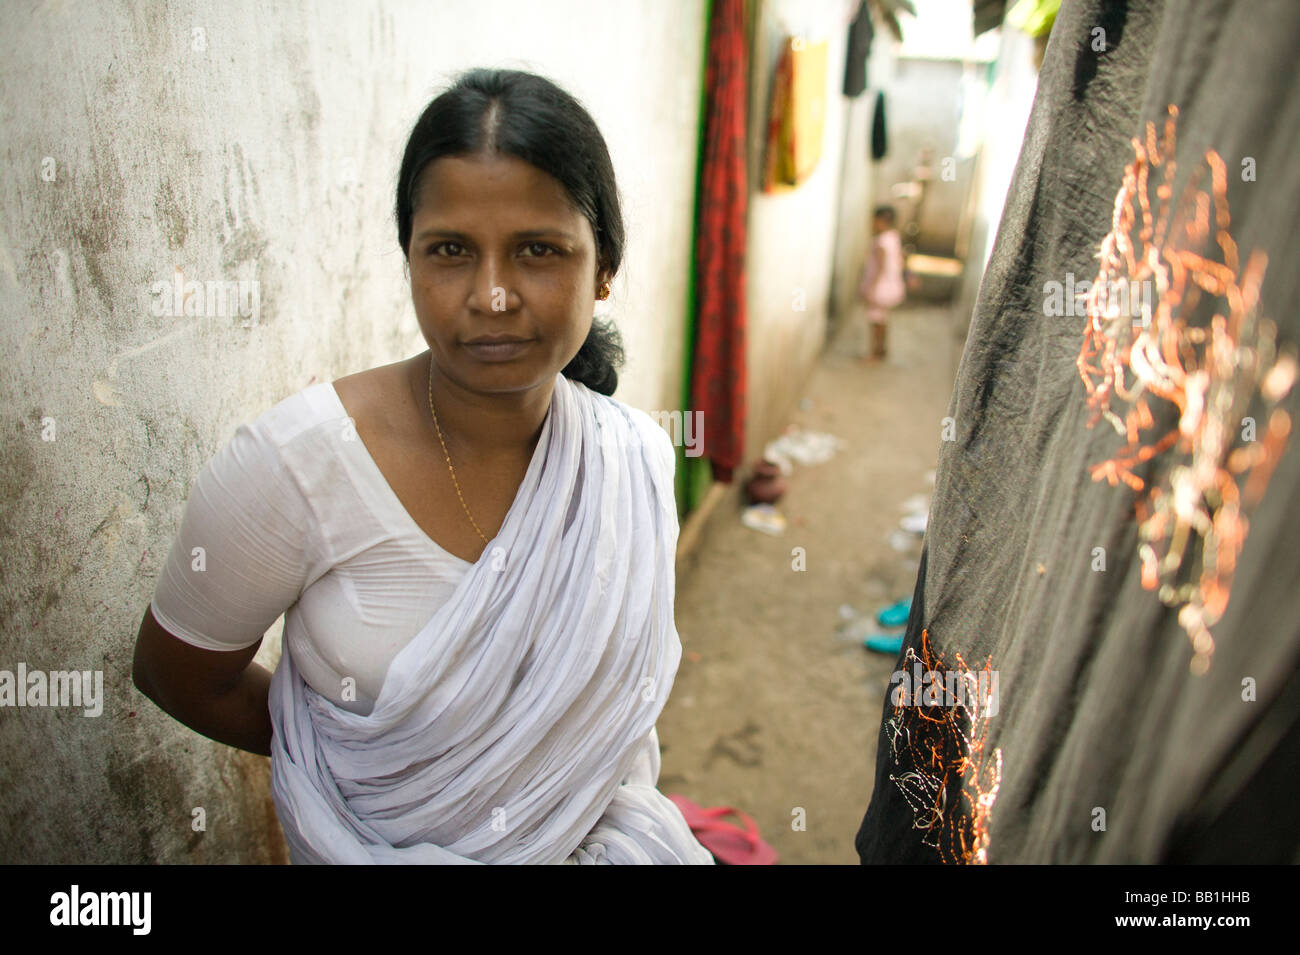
[689,0,749,482]
[843,0,874,98]
[870,89,887,160]
[855,0,1300,864]
[973,0,1008,35]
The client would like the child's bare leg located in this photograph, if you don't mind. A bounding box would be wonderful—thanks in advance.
[861,306,886,362]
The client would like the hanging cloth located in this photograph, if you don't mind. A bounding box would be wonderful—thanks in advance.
[689,0,750,482]
[870,89,887,160]
[856,0,1300,864]
[843,0,875,98]
[763,35,829,192]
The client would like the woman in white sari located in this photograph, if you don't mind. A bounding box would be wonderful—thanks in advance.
[132,67,713,865]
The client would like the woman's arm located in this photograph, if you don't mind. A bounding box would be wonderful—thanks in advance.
[137,403,320,758]
[132,606,274,758]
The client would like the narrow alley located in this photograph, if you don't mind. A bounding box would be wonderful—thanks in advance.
[659,303,962,864]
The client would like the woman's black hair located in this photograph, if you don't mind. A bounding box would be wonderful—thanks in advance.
[396,68,625,396]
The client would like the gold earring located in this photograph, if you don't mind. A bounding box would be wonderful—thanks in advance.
[597,282,611,301]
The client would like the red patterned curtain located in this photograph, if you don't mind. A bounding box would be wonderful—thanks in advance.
[690,0,749,482]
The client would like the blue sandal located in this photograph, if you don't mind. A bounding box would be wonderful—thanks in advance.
[876,598,912,628]
[863,633,906,654]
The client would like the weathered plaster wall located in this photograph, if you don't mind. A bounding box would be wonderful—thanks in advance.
[743,0,855,464]
[0,0,705,863]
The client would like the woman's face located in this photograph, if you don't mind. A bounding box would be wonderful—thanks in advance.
[407,152,610,397]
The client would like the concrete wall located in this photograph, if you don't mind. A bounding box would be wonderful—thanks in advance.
[826,30,880,357]
[0,0,706,863]
[873,0,999,258]
[949,22,1039,349]
[743,0,858,464]
[871,56,971,256]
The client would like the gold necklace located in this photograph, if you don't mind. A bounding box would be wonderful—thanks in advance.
[427,359,489,545]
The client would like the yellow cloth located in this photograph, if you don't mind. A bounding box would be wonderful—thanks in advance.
[763,36,828,192]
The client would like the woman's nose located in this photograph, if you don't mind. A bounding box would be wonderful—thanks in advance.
[470,259,516,313]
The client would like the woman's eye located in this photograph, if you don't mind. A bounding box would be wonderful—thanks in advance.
[425,242,556,258]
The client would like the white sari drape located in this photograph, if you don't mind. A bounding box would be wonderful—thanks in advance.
[268,373,713,864]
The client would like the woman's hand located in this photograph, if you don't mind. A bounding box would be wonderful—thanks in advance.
[131,607,274,757]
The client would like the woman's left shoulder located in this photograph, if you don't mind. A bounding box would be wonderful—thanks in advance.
[579,385,675,468]
[587,388,649,431]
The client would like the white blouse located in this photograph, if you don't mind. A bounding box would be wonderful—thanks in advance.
[150,382,472,716]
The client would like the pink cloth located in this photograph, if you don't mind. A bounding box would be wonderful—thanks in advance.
[858,228,905,322]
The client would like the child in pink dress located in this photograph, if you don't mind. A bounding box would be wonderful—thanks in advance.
[857,205,906,361]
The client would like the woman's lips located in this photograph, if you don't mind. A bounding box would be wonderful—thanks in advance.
[462,338,535,362]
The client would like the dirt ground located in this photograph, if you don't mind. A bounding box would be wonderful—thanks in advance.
[656,303,962,864]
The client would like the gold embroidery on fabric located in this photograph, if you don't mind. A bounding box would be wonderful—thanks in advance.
[1077,104,1297,674]
[886,629,1002,864]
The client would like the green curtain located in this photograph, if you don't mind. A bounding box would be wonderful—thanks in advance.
[676,0,717,518]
